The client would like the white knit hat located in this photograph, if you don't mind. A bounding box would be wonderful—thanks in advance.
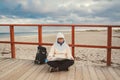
[56,32,64,39]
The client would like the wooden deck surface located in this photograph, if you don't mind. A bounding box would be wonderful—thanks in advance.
[0,58,120,80]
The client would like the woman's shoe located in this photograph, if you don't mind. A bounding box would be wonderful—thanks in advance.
[59,68,69,71]
[65,68,69,71]
[50,67,59,72]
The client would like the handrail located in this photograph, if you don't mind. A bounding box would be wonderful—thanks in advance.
[0,24,120,27]
[0,24,120,66]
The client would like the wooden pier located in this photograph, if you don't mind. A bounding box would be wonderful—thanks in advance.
[0,58,120,80]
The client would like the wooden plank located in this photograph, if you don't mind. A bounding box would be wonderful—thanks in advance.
[0,59,22,76]
[59,71,68,80]
[12,61,34,80]
[47,67,57,80]
[0,58,7,62]
[82,65,91,80]
[51,72,60,80]
[101,67,115,80]
[17,64,40,80]
[0,59,11,67]
[88,66,99,80]
[113,67,120,77]
[94,66,106,80]
[47,66,75,80]
[59,68,69,80]
[67,66,75,80]
[0,59,19,70]
[25,64,46,80]
[75,66,83,80]
[0,59,11,65]
[0,59,26,78]
[108,67,120,80]
[35,65,50,80]
[1,60,33,80]
[0,59,2,62]
[39,66,51,80]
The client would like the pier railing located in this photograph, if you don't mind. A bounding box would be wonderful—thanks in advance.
[0,24,120,66]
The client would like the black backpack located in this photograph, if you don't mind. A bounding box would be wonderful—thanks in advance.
[34,46,47,64]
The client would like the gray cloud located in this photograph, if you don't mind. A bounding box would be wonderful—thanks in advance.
[0,0,120,24]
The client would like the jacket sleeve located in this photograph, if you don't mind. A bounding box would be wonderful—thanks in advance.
[47,45,55,57]
[66,45,74,60]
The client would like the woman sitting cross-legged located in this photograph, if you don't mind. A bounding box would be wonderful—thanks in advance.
[47,32,74,72]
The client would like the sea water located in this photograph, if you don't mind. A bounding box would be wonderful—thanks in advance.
[0,27,107,38]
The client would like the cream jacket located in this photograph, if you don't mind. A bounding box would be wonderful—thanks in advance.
[47,32,74,61]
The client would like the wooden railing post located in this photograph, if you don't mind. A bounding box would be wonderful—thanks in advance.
[107,26,112,66]
[72,25,75,57]
[38,25,42,46]
[10,25,15,58]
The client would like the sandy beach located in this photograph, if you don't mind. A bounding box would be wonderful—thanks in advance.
[0,30,120,66]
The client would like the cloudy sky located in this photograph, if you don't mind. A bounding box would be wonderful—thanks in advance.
[0,0,120,32]
[0,0,120,24]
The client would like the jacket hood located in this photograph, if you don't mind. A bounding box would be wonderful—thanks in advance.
[53,32,68,51]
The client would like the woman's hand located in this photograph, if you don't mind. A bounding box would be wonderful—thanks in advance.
[66,54,74,60]
[65,53,68,58]
[47,56,53,60]
[71,57,74,60]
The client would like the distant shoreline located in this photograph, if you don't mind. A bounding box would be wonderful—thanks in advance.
[0,29,120,38]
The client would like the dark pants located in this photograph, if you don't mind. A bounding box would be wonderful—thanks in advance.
[47,59,74,70]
